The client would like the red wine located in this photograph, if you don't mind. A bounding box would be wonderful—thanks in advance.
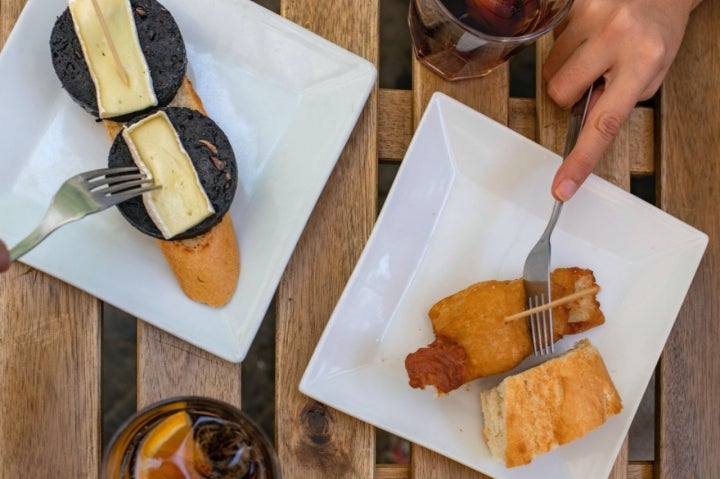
[463,0,542,36]
[409,0,561,80]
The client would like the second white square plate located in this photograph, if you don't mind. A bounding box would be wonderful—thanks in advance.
[300,93,707,478]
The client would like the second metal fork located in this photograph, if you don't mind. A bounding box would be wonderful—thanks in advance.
[9,166,159,262]
[522,85,593,355]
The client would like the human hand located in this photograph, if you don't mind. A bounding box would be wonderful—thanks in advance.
[0,240,10,272]
[543,0,702,201]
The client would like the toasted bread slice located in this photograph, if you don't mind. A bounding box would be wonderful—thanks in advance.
[480,339,622,467]
[105,76,240,307]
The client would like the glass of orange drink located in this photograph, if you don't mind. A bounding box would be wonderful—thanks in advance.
[102,396,280,479]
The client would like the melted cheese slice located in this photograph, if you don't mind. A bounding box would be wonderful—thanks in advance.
[69,0,157,118]
[123,111,214,239]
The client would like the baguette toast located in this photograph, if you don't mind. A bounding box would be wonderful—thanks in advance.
[105,76,240,307]
[480,339,622,467]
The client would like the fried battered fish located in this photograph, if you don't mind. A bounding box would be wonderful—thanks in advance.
[405,267,604,394]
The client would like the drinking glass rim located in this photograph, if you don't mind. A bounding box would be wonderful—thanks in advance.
[429,0,575,43]
[102,395,281,478]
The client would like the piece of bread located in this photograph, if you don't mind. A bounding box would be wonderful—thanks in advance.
[405,267,604,393]
[157,211,239,307]
[52,2,239,307]
[105,77,240,307]
[480,339,622,468]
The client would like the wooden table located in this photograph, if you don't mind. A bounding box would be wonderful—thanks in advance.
[1,0,718,477]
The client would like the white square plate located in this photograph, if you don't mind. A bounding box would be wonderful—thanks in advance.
[300,93,707,478]
[0,0,375,362]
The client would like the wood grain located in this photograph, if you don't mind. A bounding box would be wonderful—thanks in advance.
[412,446,491,479]
[0,266,101,478]
[608,436,630,479]
[275,1,378,477]
[412,59,509,128]
[656,0,720,477]
[377,91,654,178]
[376,463,654,479]
[535,35,569,155]
[509,97,537,141]
[137,323,241,406]
[0,0,25,48]
[379,88,413,161]
[628,108,655,176]
[376,463,411,479]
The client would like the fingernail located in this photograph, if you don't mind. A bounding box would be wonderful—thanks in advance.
[554,180,578,201]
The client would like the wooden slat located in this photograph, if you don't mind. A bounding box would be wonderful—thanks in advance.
[376,463,411,479]
[0,1,101,476]
[656,0,720,477]
[628,108,654,176]
[535,35,568,156]
[137,324,242,405]
[275,1,379,478]
[378,88,413,160]
[0,0,25,47]
[0,266,101,477]
[412,447,490,479]
[509,97,537,141]
[608,437,630,479]
[412,59,510,128]
[627,462,653,479]
[377,91,654,178]
[376,462,653,478]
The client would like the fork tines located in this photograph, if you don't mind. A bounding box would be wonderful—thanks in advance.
[83,167,156,199]
[82,166,140,182]
[528,294,554,356]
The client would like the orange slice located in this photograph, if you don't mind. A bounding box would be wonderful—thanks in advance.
[139,411,193,460]
[137,461,185,479]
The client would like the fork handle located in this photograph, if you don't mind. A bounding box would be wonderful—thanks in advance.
[538,200,563,243]
[563,85,594,158]
[9,211,83,262]
[537,84,593,240]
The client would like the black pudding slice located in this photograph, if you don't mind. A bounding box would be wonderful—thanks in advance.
[108,107,237,240]
[50,0,187,122]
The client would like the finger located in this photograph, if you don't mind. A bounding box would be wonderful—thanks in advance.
[543,19,588,80]
[552,13,570,39]
[0,240,10,272]
[544,39,612,109]
[551,77,641,201]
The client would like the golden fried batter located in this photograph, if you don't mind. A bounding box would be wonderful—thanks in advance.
[405,267,604,393]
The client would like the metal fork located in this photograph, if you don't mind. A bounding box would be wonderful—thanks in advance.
[522,85,593,355]
[9,166,159,262]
